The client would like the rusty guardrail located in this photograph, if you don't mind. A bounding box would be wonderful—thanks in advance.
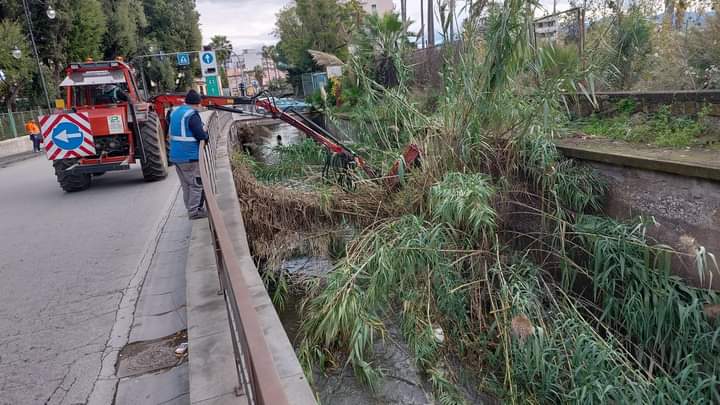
[198,112,290,405]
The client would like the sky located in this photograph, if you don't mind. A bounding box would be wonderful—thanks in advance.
[196,0,572,51]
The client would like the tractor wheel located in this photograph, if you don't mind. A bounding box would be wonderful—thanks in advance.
[53,159,91,192]
[139,111,168,181]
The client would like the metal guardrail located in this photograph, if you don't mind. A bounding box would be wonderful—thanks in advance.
[0,108,51,141]
[199,112,290,405]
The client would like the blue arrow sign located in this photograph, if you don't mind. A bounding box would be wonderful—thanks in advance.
[202,52,214,65]
[176,53,190,66]
[51,122,84,150]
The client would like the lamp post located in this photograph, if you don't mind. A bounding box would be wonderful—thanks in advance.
[21,0,55,111]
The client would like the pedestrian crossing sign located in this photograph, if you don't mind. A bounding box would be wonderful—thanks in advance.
[177,53,190,66]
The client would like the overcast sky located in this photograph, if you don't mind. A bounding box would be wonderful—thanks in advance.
[196,0,571,51]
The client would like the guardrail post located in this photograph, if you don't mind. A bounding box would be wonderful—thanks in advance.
[7,106,18,138]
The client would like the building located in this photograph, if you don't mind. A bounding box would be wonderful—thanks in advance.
[224,49,286,96]
[341,0,393,15]
[534,15,560,42]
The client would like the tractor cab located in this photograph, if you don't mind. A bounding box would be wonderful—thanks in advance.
[60,61,141,107]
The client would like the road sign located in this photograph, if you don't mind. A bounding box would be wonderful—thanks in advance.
[176,52,190,66]
[205,75,221,96]
[39,112,96,160]
[200,50,217,76]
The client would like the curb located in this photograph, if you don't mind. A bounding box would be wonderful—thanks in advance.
[0,151,40,168]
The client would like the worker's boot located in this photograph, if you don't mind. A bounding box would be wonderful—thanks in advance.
[189,208,207,220]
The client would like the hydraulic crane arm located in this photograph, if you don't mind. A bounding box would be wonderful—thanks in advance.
[152,92,420,190]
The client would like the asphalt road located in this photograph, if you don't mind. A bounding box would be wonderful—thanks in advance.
[0,155,179,404]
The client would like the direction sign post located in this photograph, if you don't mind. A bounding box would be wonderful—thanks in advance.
[200,50,222,96]
[205,75,220,96]
[199,51,217,76]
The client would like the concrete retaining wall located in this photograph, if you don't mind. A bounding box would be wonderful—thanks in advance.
[588,162,720,290]
[186,111,316,404]
[0,137,33,159]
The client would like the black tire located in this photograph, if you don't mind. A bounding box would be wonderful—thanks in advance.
[139,111,168,181]
[53,159,91,192]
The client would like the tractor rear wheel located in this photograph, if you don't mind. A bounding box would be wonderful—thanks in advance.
[53,158,91,192]
[139,111,168,181]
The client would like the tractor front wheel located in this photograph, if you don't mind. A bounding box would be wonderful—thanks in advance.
[139,111,168,181]
[53,159,91,192]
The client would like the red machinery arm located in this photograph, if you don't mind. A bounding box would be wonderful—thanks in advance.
[153,92,420,189]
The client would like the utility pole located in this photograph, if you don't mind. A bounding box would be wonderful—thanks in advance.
[449,0,455,41]
[21,0,52,111]
[427,0,435,46]
[420,0,425,47]
[401,0,407,31]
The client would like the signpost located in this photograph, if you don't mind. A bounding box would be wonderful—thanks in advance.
[176,52,190,66]
[205,75,220,97]
[200,50,222,96]
[40,112,96,160]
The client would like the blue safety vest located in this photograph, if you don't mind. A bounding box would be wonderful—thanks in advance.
[169,105,200,163]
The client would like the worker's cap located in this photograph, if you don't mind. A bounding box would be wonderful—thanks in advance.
[185,90,202,105]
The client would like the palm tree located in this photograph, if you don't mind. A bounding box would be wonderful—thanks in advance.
[253,65,264,87]
[354,13,411,87]
[209,35,232,65]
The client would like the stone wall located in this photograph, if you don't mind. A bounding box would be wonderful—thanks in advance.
[589,161,720,290]
[569,90,720,118]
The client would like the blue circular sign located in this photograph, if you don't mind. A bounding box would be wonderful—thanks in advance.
[51,122,84,150]
[202,52,214,64]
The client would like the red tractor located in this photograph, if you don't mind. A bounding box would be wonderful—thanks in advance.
[41,60,170,191]
[42,60,237,192]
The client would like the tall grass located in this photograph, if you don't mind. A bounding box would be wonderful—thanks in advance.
[574,216,720,396]
[228,0,720,401]
[298,215,473,399]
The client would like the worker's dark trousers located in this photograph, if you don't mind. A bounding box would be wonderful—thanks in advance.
[30,135,41,152]
[175,161,204,216]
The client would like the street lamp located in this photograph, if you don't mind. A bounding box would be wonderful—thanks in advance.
[46,5,56,20]
[11,46,22,60]
[21,0,53,110]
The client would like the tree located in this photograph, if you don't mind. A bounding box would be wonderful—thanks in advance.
[210,35,232,87]
[253,65,264,86]
[142,0,202,92]
[68,0,107,61]
[0,19,33,110]
[210,35,232,65]
[102,0,147,58]
[353,12,412,87]
[266,45,283,81]
[275,0,361,73]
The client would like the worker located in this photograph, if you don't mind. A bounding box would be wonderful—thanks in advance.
[25,119,41,153]
[168,89,208,220]
[96,84,129,104]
